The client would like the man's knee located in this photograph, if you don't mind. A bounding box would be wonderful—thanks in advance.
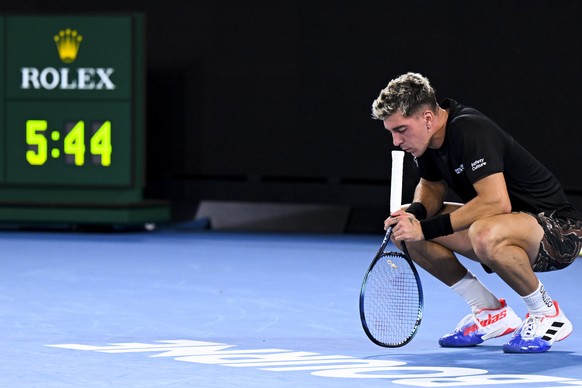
[468,220,505,262]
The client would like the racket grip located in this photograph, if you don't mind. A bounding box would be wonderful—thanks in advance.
[381,226,393,246]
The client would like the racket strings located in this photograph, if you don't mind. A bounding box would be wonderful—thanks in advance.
[362,252,421,346]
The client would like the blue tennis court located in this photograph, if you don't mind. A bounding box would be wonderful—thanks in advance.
[1,227,582,387]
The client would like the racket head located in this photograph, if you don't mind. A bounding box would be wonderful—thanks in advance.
[359,250,423,347]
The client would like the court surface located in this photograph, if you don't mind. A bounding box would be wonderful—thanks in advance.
[1,227,582,387]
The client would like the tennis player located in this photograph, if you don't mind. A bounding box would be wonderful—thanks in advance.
[372,72,582,353]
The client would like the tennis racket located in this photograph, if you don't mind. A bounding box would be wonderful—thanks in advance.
[359,150,424,347]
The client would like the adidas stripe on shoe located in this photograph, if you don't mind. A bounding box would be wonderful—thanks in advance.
[502,301,573,353]
[439,299,522,347]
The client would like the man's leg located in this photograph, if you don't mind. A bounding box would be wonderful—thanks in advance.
[403,227,521,347]
[467,212,543,296]
[467,212,574,353]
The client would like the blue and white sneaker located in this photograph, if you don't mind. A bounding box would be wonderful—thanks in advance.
[439,299,522,347]
[502,301,573,353]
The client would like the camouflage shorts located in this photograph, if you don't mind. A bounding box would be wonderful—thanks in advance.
[530,211,582,272]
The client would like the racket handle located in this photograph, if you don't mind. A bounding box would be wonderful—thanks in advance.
[390,150,405,213]
[381,226,393,248]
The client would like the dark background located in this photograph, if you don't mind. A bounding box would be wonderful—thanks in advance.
[2,1,581,232]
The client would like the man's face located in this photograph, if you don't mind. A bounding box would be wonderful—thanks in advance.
[383,110,431,158]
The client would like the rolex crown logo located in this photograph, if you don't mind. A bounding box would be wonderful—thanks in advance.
[54,29,83,63]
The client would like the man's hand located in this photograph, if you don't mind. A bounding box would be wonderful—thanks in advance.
[384,210,424,243]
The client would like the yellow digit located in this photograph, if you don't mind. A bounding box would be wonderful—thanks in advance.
[90,121,112,166]
[26,120,48,166]
[64,121,85,166]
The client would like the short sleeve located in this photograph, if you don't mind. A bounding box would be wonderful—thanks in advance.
[451,115,505,183]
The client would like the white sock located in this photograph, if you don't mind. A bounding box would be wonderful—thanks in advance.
[450,270,501,313]
[521,281,556,316]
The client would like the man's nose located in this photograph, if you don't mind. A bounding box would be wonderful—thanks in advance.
[392,132,403,147]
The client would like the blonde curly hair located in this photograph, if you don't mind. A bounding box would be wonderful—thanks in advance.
[372,72,438,120]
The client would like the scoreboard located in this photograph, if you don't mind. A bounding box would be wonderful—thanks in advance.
[0,15,169,226]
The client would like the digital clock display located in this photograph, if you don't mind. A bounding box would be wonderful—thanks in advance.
[5,101,132,186]
[25,119,112,167]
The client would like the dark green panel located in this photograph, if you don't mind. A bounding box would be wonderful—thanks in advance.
[5,15,132,100]
[0,17,4,183]
[0,201,170,225]
[0,14,165,225]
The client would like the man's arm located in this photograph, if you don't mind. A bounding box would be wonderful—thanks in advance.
[411,178,447,218]
[448,172,512,232]
[385,178,446,232]
[388,172,511,241]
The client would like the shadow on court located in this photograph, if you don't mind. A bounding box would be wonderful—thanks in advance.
[368,346,582,375]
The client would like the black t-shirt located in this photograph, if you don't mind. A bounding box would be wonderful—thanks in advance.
[416,99,570,214]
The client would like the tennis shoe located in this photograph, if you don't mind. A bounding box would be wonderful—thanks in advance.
[502,301,573,353]
[439,299,521,347]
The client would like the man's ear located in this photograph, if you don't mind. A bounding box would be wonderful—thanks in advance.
[424,111,433,130]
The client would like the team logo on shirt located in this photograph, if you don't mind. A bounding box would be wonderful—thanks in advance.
[453,159,486,174]
[471,158,487,171]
